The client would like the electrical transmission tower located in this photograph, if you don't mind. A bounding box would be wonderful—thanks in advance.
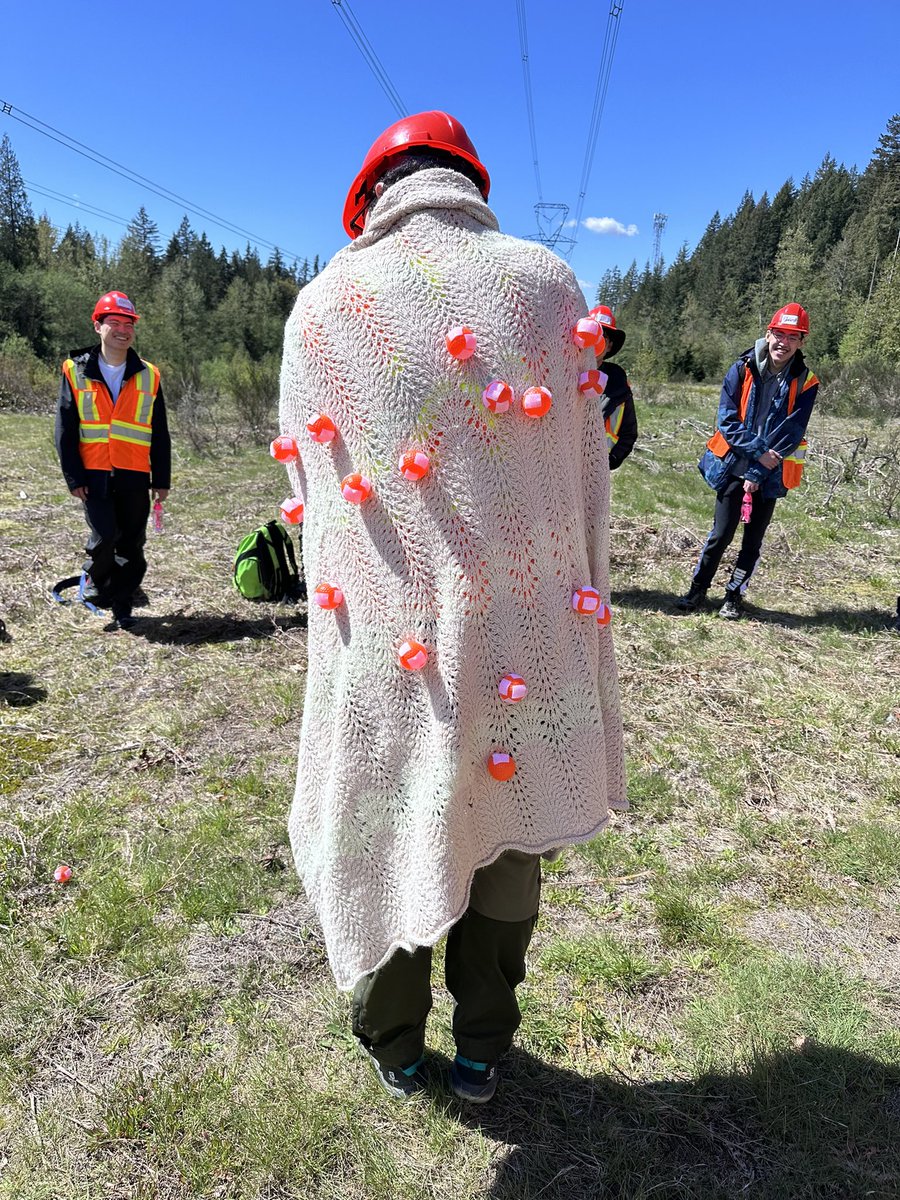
[652,212,668,271]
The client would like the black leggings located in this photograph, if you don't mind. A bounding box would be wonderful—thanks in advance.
[692,478,777,595]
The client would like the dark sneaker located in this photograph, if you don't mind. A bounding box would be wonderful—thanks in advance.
[450,1055,499,1104]
[366,1053,428,1100]
[675,584,707,612]
[719,592,745,620]
[116,614,137,630]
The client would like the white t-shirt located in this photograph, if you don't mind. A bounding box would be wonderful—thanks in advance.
[98,356,127,402]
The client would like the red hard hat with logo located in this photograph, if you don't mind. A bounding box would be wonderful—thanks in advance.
[589,303,626,357]
[343,110,491,239]
[768,303,809,335]
[92,291,140,323]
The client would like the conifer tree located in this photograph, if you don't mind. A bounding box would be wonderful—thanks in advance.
[0,133,38,269]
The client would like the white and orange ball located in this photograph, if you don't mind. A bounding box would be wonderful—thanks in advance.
[446,325,477,360]
[399,450,430,481]
[596,602,612,627]
[577,370,608,397]
[482,379,513,414]
[522,386,552,419]
[341,473,372,504]
[398,639,428,671]
[572,317,605,351]
[498,673,527,703]
[314,583,343,610]
[572,586,601,615]
[487,751,516,781]
[307,414,337,443]
[279,497,304,524]
[270,435,300,462]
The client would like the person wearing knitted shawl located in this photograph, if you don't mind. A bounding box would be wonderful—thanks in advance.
[278,112,626,1103]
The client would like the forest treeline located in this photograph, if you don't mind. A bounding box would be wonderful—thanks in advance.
[599,114,900,408]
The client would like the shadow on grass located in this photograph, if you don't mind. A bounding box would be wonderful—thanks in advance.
[122,609,307,645]
[615,586,895,633]
[455,1045,900,1199]
[0,671,48,707]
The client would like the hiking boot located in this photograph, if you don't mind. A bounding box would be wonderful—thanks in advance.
[450,1055,499,1104]
[675,583,707,612]
[719,592,745,620]
[365,1052,429,1100]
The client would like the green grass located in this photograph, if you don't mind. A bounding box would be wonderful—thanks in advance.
[2,397,899,1198]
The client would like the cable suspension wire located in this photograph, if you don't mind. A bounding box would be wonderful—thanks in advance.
[330,0,407,119]
[24,180,129,228]
[568,1,624,255]
[515,0,542,202]
[1,100,309,262]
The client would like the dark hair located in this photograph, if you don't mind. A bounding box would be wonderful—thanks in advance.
[377,147,485,194]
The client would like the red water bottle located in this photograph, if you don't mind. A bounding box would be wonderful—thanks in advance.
[740,490,753,524]
[152,498,164,533]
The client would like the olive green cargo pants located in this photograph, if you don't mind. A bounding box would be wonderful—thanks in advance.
[351,850,541,1067]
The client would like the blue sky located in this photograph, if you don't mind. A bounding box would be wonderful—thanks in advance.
[3,0,897,300]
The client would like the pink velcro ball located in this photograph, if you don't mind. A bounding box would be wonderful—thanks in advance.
[577,370,608,397]
[446,325,477,360]
[482,379,513,414]
[314,583,344,610]
[572,587,601,615]
[498,673,527,703]
[53,863,73,883]
[280,497,305,524]
[572,317,605,351]
[487,751,516,781]
[399,450,430,481]
[307,414,337,443]
[341,473,372,504]
[398,639,428,671]
[522,387,552,419]
[269,435,300,463]
[596,602,613,627]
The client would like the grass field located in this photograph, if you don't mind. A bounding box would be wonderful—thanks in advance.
[1,389,898,1199]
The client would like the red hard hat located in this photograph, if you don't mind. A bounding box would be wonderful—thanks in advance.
[768,303,809,335]
[590,304,617,331]
[92,291,140,322]
[343,110,491,239]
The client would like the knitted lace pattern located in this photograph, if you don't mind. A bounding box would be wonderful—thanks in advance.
[279,169,626,989]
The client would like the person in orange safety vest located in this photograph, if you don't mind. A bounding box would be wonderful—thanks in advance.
[55,291,171,629]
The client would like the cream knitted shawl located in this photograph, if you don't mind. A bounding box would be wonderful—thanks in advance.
[279,168,626,990]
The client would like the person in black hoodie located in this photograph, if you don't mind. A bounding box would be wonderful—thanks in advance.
[55,290,171,629]
[592,305,637,470]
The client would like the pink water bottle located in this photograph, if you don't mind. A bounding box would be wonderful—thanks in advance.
[740,490,753,524]
[152,498,164,533]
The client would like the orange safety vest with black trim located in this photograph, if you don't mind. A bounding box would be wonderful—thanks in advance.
[706,365,816,490]
[62,358,160,474]
[604,401,625,453]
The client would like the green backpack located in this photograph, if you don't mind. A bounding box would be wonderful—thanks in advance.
[233,520,304,601]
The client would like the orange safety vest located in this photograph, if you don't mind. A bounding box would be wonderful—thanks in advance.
[604,401,625,452]
[706,364,817,490]
[63,358,160,474]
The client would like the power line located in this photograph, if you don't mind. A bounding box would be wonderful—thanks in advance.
[1,99,309,263]
[515,0,542,203]
[24,180,130,228]
[330,1,407,119]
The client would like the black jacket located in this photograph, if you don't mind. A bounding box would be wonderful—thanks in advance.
[601,360,638,470]
[55,344,171,492]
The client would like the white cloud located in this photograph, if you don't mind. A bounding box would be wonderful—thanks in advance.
[563,218,578,228]
[582,217,639,237]
[577,278,596,294]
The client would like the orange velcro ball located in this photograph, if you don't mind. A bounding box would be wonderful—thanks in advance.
[398,639,428,671]
[399,450,430,481]
[314,583,344,610]
[577,370,608,397]
[596,602,613,627]
[521,387,552,419]
[482,379,513,414]
[307,414,337,443]
[280,497,305,524]
[341,473,372,504]
[487,751,516,781]
[53,863,73,883]
[270,435,300,462]
[498,673,527,703]
[572,317,605,351]
[446,325,477,360]
[572,586,601,615]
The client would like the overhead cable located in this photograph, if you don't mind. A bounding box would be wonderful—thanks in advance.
[25,180,129,228]
[330,0,407,119]
[515,0,543,202]
[1,100,308,262]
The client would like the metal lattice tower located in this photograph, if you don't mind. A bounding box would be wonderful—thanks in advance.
[652,212,668,271]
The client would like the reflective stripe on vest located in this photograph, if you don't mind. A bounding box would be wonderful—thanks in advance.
[605,401,625,451]
[64,357,159,472]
